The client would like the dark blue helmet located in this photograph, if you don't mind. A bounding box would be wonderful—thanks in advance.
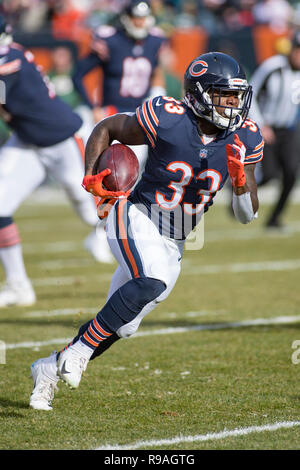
[120,1,154,39]
[184,52,252,132]
[0,15,12,46]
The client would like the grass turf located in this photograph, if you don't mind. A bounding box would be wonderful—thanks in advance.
[0,194,299,450]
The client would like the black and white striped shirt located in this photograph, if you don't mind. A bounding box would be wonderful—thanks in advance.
[249,54,300,129]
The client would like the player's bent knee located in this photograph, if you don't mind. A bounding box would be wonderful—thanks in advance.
[97,277,166,334]
[125,277,166,309]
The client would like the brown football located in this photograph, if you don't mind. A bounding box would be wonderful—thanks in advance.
[96,144,139,192]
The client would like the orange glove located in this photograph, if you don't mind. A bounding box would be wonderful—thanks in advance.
[97,197,117,220]
[82,169,129,199]
[226,134,246,188]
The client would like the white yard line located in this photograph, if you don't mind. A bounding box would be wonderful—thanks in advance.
[31,273,112,286]
[6,314,300,350]
[25,307,98,318]
[25,308,225,319]
[134,314,300,337]
[37,258,93,270]
[6,337,72,351]
[181,259,300,275]
[95,420,300,450]
[23,241,81,254]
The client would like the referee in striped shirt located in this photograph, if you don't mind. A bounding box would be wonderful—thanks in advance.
[249,32,300,229]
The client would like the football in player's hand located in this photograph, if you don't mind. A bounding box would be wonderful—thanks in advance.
[96,144,139,192]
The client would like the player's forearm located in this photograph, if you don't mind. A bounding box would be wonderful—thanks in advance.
[84,121,111,175]
[233,184,259,213]
[232,164,259,223]
[84,114,130,174]
[85,113,145,175]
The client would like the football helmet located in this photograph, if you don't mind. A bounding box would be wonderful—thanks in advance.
[183,52,252,132]
[120,1,155,40]
[0,16,12,46]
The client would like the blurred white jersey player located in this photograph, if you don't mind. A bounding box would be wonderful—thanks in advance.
[0,16,110,308]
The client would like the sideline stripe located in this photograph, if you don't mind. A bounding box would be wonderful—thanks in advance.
[95,421,300,450]
[5,314,300,350]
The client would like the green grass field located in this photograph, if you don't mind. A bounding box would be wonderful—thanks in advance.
[0,188,300,450]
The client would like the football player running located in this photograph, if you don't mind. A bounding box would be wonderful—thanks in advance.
[0,16,128,308]
[72,0,168,263]
[30,52,263,411]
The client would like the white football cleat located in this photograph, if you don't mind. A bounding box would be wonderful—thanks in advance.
[84,227,114,264]
[30,353,59,411]
[57,345,89,389]
[0,279,36,308]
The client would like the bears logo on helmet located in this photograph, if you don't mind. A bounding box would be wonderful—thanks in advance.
[189,60,208,77]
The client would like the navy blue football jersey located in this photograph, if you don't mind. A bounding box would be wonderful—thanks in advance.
[0,44,82,147]
[72,25,167,112]
[131,95,264,239]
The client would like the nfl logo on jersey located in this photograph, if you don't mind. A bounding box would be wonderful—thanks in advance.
[200,149,208,159]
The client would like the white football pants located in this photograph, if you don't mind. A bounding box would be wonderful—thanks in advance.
[104,200,184,338]
[0,133,98,226]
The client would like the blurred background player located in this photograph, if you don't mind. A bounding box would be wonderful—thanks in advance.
[73,0,167,126]
[0,15,117,308]
[249,31,300,230]
[72,0,168,262]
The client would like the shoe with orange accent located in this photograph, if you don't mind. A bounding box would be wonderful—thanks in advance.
[0,279,36,308]
[30,352,59,411]
[57,344,90,389]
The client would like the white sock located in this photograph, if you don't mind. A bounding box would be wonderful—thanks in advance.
[72,339,95,360]
[0,244,29,284]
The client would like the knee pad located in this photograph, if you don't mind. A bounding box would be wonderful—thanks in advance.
[121,277,166,313]
[97,277,166,333]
